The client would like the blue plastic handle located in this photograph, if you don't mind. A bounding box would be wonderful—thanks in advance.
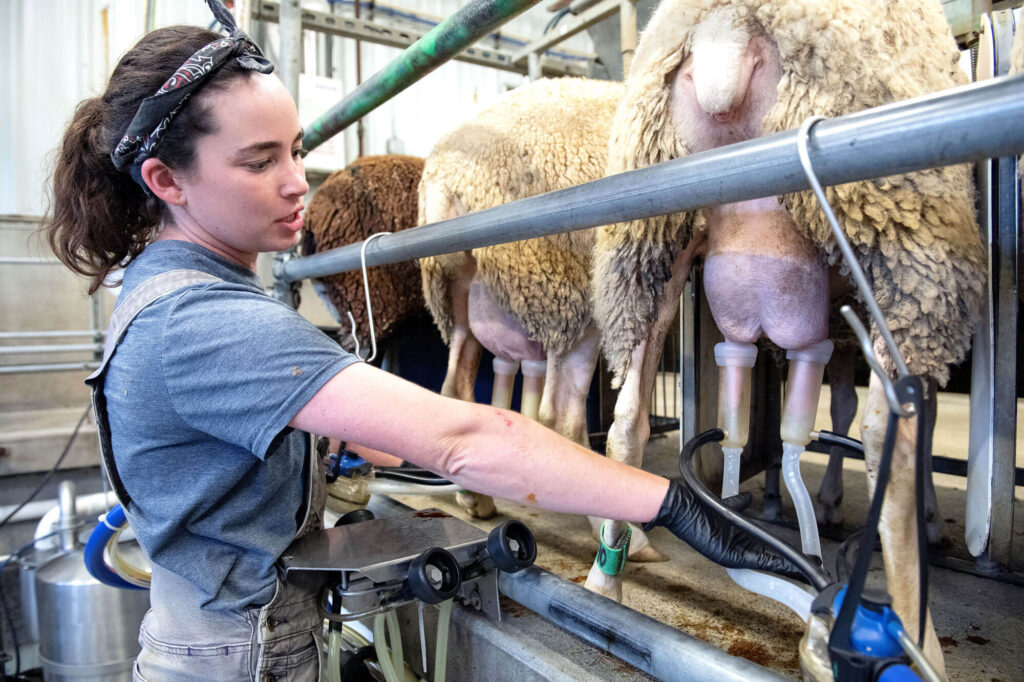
[878,664,921,681]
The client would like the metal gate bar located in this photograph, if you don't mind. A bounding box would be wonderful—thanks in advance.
[279,74,1024,283]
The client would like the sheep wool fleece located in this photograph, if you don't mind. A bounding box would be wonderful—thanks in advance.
[304,154,425,352]
[594,0,984,386]
[419,77,622,355]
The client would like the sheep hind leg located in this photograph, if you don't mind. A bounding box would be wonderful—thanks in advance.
[921,378,947,546]
[452,347,496,518]
[815,343,858,527]
[442,274,497,520]
[584,252,693,600]
[538,327,666,563]
[861,375,945,676]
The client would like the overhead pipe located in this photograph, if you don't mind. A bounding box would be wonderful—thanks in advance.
[302,0,541,152]
[499,567,786,681]
[280,74,1024,283]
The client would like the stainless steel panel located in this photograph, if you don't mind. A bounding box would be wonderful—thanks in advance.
[280,508,489,583]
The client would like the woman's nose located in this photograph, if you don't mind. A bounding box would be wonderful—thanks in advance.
[283,156,310,197]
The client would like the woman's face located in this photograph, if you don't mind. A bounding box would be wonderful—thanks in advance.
[168,73,309,269]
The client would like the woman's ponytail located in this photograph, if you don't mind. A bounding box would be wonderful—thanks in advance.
[45,95,160,294]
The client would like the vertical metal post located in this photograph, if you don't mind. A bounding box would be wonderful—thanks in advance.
[279,0,302,100]
[681,279,697,446]
[966,9,1019,568]
[235,0,254,35]
[527,51,541,81]
[273,0,304,310]
[618,0,636,77]
[89,291,104,363]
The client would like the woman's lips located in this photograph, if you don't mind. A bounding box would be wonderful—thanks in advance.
[277,210,304,231]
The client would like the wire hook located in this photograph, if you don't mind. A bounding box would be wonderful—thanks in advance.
[357,232,391,364]
[797,116,914,418]
[345,311,362,359]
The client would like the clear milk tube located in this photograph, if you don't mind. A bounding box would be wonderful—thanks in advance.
[780,339,834,559]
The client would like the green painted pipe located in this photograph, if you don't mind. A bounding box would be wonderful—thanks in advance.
[302,0,540,152]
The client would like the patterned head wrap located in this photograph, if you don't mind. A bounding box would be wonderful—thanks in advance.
[110,0,275,193]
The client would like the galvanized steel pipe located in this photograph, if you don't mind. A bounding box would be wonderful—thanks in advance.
[498,567,786,681]
[0,362,99,375]
[281,75,1024,283]
[278,0,303,100]
[302,0,540,152]
[0,343,103,355]
[0,257,60,265]
[0,331,104,340]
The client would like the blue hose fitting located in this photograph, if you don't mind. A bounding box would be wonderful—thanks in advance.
[83,503,147,591]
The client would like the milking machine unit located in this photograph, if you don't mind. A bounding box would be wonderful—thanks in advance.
[84,456,537,682]
[678,118,945,682]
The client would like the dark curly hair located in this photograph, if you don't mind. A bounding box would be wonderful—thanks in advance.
[43,25,256,293]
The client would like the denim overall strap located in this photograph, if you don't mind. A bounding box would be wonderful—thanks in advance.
[92,270,329,682]
[250,437,328,681]
[85,269,221,508]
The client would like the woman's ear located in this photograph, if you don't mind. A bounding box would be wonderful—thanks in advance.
[140,157,185,206]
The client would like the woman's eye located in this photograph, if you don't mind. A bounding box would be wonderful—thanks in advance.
[247,159,271,171]
[293,147,307,159]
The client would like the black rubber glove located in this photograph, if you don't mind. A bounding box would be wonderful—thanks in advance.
[644,480,804,579]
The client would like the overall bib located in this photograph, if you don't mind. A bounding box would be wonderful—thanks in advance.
[86,270,328,682]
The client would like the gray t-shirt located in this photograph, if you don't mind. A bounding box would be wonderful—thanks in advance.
[104,240,358,611]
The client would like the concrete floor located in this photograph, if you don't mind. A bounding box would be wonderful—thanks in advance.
[394,388,1024,681]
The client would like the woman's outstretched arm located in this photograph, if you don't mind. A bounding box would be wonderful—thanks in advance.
[290,362,668,523]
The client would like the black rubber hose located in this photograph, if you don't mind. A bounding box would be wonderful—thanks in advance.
[813,430,865,455]
[377,466,445,478]
[372,471,454,486]
[679,428,831,592]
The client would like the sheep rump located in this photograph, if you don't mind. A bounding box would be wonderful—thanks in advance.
[595,0,985,388]
[419,77,623,356]
[303,154,425,353]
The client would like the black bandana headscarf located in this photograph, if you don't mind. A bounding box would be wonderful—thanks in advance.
[110,0,275,192]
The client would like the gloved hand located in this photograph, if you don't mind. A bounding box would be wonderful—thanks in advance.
[644,479,804,579]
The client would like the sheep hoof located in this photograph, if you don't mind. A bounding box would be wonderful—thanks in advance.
[814,500,843,528]
[455,491,497,519]
[583,563,623,602]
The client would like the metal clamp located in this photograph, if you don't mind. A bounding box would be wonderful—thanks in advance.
[271,248,302,309]
[797,116,914,418]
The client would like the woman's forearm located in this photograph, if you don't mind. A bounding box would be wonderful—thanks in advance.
[431,403,668,523]
[291,363,669,523]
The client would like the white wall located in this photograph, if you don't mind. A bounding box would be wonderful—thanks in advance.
[1,0,592,216]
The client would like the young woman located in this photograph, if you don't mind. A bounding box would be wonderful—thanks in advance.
[44,3,796,680]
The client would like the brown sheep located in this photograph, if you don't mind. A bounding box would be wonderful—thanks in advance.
[303,155,425,355]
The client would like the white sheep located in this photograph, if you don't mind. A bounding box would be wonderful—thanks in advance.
[590,1,983,674]
[418,78,666,560]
